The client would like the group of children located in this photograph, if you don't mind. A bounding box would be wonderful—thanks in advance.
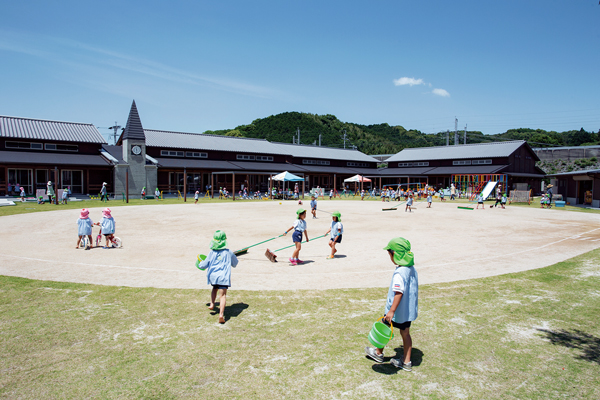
[76,207,116,249]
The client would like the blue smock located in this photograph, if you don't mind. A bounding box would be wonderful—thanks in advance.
[199,249,238,287]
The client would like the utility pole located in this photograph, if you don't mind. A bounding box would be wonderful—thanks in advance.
[446,130,449,146]
[464,124,467,145]
[108,122,121,145]
[297,127,300,145]
[342,130,348,149]
[318,134,321,147]
[454,117,458,145]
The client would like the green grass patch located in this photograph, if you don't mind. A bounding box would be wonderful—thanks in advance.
[2,250,600,398]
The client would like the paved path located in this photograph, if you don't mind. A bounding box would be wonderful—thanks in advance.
[1,201,599,290]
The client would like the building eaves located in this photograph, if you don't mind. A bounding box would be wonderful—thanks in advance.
[546,169,600,177]
[386,141,527,163]
[0,150,111,166]
[0,115,107,144]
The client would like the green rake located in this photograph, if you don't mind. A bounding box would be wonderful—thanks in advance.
[234,234,285,256]
[265,234,328,262]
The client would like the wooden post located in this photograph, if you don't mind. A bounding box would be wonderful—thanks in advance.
[269,174,273,199]
[232,173,235,201]
[302,174,305,199]
[126,169,129,203]
[379,177,382,193]
[333,174,336,197]
[54,166,59,204]
[211,173,214,199]
[360,176,363,193]
[183,167,187,202]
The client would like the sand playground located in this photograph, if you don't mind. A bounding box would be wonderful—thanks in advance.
[1,200,599,290]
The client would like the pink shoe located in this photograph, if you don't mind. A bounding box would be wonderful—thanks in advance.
[297,259,303,264]
[289,258,297,265]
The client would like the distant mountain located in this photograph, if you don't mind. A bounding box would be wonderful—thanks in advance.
[203,112,599,155]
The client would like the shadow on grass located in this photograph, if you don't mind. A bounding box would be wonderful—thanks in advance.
[537,328,600,365]
[370,348,423,375]
[225,302,249,321]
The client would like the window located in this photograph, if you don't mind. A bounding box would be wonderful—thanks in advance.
[237,154,255,161]
[472,159,492,165]
[186,152,208,158]
[61,170,83,194]
[256,156,273,162]
[161,150,184,157]
[347,162,370,167]
[453,160,472,165]
[45,143,78,152]
[302,159,330,165]
[5,141,43,150]
[397,162,429,167]
[7,168,33,195]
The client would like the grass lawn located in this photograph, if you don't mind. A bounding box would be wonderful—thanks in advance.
[1,248,599,399]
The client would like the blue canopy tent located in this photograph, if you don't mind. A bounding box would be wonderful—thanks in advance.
[270,171,305,199]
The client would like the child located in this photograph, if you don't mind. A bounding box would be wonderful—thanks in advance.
[405,194,413,212]
[329,189,333,200]
[283,209,309,265]
[99,208,116,248]
[426,191,432,208]
[141,187,146,200]
[476,193,484,209]
[20,186,25,202]
[310,195,317,219]
[195,190,200,204]
[540,194,547,208]
[365,237,418,371]
[361,189,365,201]
[501,193,507,209]
[381,187,386,202]
[325,212,343,259]
[439,189,445,201]
[155,188,160,201]
[198,230,238,324]
[76,208,94,249]
[61,188,69,204]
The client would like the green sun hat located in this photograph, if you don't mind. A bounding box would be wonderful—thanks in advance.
[296,208,306,217]
[383,237,415,267]
[210,230,228,250]
[332,211,341,221]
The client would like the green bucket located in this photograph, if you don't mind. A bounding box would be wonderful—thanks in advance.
[195,254,207,270]
[368,318,394,348]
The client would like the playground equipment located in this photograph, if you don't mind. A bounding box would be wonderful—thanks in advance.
[452,174,507,200]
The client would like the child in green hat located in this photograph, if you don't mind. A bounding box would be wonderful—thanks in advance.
[283,209,309,265]
[365,237,419,371]
[198,230,239,324]
[324,211,343,259]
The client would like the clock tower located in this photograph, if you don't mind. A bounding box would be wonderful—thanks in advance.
[114,100,157,197]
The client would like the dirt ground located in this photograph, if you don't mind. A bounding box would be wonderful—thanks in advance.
[1,200,599,290]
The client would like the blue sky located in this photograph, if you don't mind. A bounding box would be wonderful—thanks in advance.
[1,0,599,143]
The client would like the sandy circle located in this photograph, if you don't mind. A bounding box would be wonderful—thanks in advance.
[1,200,599,290]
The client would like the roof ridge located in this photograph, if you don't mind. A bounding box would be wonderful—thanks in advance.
[145,129,269,142]
[272,141,361,151]
[401,140,525,151]
[0,115,95,126]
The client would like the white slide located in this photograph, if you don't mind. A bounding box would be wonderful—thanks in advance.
[480,181,498,200]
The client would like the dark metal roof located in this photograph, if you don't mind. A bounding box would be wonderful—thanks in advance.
[377,167,433,176]
[101,145,124,163]
[426,165,508,175]
[145,129,284,155]
[386,141,530,162]
[0,115,107,144]
[121,100,146,141]
[273,142,379,163]
[294,165,363,175]
[153,157,238,170]
[506,172,546,178]
[228,161,307,172]
[0,150,111,166]
[546,169,600,177]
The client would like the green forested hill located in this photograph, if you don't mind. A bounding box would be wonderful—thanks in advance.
[203,112,599,155]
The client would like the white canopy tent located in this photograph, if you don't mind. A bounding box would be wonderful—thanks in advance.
[343,174,371,193]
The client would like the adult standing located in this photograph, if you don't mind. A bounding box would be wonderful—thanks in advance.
[450,184,456,200]
[546,184,553,208]
[46,181,55,204]
[100,182,108,202]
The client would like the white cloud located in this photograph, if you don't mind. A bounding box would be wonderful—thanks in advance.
[393,77,424,86]
[432,88,450,97]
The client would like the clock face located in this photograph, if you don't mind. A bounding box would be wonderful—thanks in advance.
[131,145,142,155]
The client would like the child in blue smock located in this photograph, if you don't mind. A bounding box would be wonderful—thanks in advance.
[283,209,308,265]
[426,191,432,208]
[476,193,484,209]
[198,230,238,324]
[99,208,116,248]
[366,237,418,372]
[501,193,507,209]
[310,196,317,219]
[76,208,94,249]
[325,211,343,259]
[405,194,414,212]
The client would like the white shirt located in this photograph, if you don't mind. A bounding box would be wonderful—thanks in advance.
[293,219,307,232]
